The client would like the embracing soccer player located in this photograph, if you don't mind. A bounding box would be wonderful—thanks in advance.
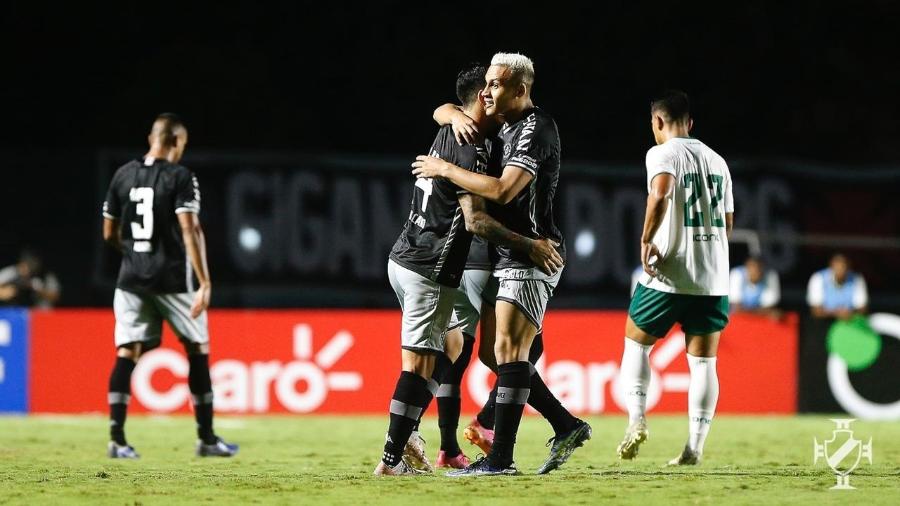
[376,65,560,476]
[101,114,237,459]
[616,90,733,465]
[413,53,590,477]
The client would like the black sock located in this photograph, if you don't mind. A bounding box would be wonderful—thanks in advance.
[108,356,136,446]
[412,353,451,431]
[489,361,531,468]
[476,333,542,430]
[527,364,579,436]
[437,338,473,455]
[383,371,430,467]
[188,354,216,444]
[477,381,498,429]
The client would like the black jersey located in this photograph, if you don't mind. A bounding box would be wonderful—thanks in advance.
[494,107,566,270]
[102,157,201,294]
[464,137,503,271]
[390,126,486,287]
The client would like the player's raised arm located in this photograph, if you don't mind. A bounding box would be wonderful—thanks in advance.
[640,172,676,276]
[433,103,480,145]
[458,194,562,275]
[412,158,533,205]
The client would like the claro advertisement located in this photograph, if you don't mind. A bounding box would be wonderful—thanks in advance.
[0,309,801,415]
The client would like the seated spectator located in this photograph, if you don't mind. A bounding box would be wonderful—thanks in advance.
[0,249,61,308]
[807,253,867,319]
[730,256,781,315]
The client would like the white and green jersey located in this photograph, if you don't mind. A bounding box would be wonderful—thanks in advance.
[639,137,733,296]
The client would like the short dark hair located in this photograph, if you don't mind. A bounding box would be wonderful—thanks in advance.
[456,64,487,107]
[151,112,186,146]
[650,90,690,123]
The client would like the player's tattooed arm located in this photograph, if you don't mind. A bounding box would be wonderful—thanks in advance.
[640,173,676,277]
[458,194,563,275]
[178,212,212,318]
[433,104,480,145]
[413,157,532,205]
[102,217,123,251]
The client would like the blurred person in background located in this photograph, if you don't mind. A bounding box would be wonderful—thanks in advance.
[807,253,867,319]
[729,256,781,317]
[0,249,61,308]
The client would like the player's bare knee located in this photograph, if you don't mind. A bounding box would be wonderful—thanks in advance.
[493,334,526,364]
[444,329,464,363]
[685,333,719,357]
[116,343,142,361]
[401,349,435,379]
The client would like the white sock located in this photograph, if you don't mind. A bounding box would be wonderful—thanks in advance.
[619,338,653,426]
[686,354,719,454]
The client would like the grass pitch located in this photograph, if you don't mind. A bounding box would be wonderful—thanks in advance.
[0,414,897,505]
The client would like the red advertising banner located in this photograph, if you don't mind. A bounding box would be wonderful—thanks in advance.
[29,310,797,414]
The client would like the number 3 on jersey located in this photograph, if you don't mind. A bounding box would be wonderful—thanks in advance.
[683,173,724,228]
[129,187,154,252]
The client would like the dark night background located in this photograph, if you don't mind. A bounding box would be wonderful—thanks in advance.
[1,1,898,307]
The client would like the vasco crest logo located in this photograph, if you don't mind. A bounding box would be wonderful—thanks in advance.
[813,419,873,490]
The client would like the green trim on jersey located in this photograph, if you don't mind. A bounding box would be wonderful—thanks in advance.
[629,284,729,338]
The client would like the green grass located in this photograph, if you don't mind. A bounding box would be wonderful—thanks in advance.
[0,415,897,505]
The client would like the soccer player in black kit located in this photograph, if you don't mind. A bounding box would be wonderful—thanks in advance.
[375,66,561,476]
[101,114,237,458]
[413,53,591,476]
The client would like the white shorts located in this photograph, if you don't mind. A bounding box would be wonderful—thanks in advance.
[494,267,563,333]
[454,269,499,338]
[113,288,209,349]
[387,260,460,353]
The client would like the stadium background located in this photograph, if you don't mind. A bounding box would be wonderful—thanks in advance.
[1,2,899,427]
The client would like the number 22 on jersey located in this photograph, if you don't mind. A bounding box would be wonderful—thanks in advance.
[129,187,154,252]
[683,173,724,228]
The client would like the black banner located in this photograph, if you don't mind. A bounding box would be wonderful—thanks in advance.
[93,151,900,308]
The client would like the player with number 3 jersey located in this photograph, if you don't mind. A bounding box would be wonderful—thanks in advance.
[101,113,237,459]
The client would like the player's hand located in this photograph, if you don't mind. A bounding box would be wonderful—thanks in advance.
[190,283,211,319]
[641,241,661,277]
[450,110,481,145]
[411,156,447,179]
[530,238,564,276]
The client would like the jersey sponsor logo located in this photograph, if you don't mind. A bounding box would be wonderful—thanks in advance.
[693,233,721,242]
[408,210,426,229]
[510,154,538,171]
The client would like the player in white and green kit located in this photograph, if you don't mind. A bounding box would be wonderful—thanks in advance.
[616,90,734,466]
